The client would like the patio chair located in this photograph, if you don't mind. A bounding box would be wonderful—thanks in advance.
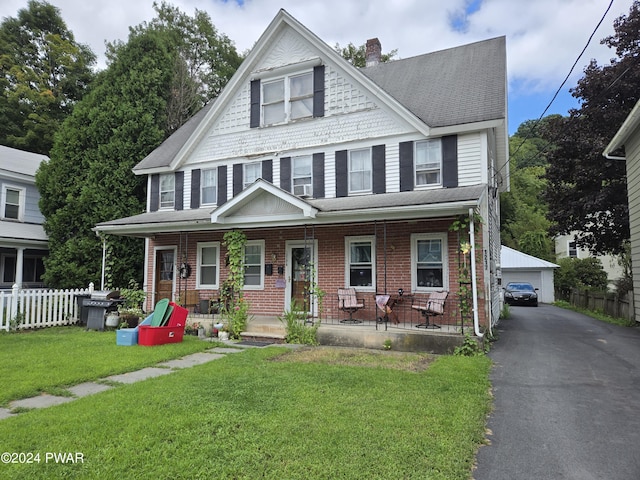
[337,288,365,324]
[411,291,448,329]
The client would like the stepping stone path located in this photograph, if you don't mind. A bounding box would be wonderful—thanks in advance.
[0,342,284,420]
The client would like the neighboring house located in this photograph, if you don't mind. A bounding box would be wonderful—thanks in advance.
[500,246,558,304]
[603,99,640,322]
[95,10,508,332]
[554,233,623,289]
[0,145,48,289]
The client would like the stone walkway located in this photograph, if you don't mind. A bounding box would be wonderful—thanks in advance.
[0,342,288,420]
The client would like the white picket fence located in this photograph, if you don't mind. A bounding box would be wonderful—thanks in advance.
[0,284,92,331]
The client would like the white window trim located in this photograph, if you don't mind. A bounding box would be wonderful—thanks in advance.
[261,69,313,126]
[1,184,25,221]
[568,240,578,258]
[196,242,220,289]
[200,168,217,206]
[411,233,449,293]
[243,162,261,189]
[243,240,265,290]
[159,174,175,210]
[348,148,372,195]
[344,235,376,292]
[292,155,313,196]
[414,139,443,188]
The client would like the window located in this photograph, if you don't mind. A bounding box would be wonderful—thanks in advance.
[349,149,372,194]
[243,240,264,289]
[201,169,217,205]
[412,234,448,291]
[292,155,312,196]
[243,162,261,189]
[415,139,442,186]
[568,241,577,258]
[345,236,375,289]
[262,71,313,125]
[159,174,175,209]
[23,256,45,284]
[2,186,23,220]
[197,242,219,288]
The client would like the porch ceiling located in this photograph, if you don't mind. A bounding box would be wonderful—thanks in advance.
[93,184,485,238]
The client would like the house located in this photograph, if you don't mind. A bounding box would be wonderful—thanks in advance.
[603,99,640,322]
[94,9,508,335]
[0,145,48,289]
[500,246,558,303]
[554,232,624,289]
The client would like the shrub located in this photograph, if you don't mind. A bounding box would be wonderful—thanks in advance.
[279,302,319,345]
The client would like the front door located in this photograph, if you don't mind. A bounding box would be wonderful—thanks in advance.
[155,249,175,304]
[286,241,318,316]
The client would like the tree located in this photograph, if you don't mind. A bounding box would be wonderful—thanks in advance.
[543,1,640,255]
[0,0,95,154]
[36,3,242,289]
[334,42,397,67]
[555,257,608,298]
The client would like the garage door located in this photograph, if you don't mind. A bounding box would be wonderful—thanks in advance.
[503,270,542,291]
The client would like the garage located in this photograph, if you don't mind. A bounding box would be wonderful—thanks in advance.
[500,246,559,304]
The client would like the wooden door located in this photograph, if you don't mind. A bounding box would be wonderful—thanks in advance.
[155,250,174,302]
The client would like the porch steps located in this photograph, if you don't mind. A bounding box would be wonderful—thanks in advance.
[240,315,286,344]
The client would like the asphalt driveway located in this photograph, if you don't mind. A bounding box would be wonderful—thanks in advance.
[474,304,640,480]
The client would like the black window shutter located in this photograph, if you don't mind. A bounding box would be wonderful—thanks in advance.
[372,145,386,194]
[399,141,414,192]
[175,171,184,211]
[313,65,325,118]
[335,150,348,197]
[150,174,159,212]
[313,153,325,198]
[191,169,201,209]
[442,135,458,188]
[280,157,291,192]
[217,165,227,205]
[233,164,243,195]
[250,79,260,128]
[262,159,273,183]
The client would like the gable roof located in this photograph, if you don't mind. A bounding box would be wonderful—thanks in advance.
[132,9,507,174]
[500,245,559,270]
[0,145,49,180]
[361,37,506,128]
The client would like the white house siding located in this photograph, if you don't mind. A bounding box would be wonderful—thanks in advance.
[458,132,483,187]
[625,127,640,322]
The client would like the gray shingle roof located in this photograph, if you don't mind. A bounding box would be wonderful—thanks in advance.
[0,145,48,178]
[361,36,506,128]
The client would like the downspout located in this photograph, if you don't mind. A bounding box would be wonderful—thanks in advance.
[469,207,483,338]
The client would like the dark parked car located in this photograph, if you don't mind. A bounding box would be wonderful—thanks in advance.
[503,282,539,307]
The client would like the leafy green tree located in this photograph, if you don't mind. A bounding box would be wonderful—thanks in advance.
[555,257,608,298]
[36,3,242,288]
[0,0,95,154]
[334,42,397,67]
[543,1,640,255]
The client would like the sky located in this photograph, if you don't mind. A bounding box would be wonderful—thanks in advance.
[0,0,634,134]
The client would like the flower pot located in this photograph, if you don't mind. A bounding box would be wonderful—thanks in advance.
[218,331,229,341]
[105,313,120,328]
[198,327,206,339]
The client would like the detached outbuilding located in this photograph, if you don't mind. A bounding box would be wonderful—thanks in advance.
[500,246,559,304]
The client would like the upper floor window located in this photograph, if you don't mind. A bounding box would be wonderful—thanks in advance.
[292,155,312,197]
[244,240,264,289]
[201,169,217,205]
[345,236,375,290]
[197,242,220,288]
[412,233,448,292]
[2,186,23,221]
[415,139,442,186]
[568,241,577,258]
[243,162,261,189]
[262,71,313,126]
[159,174,175,209]
[349,149,372,194]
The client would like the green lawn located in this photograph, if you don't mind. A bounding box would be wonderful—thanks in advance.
[0,333,491,480]
[0,326,214,405]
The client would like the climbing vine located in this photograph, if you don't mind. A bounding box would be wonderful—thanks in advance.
[222,230,249,339]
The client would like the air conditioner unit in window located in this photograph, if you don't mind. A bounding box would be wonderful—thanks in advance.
[293,184,312,197]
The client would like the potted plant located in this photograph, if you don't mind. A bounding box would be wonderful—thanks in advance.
[118,280,146,327]
[217,323,230,341]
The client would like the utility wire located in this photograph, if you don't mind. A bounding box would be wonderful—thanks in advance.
[497,0,615,178]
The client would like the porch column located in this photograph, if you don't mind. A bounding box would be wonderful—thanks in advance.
[15,247,24,288]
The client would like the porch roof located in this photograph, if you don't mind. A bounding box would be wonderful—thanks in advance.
[0,221,48,248]
[94,184,485,237]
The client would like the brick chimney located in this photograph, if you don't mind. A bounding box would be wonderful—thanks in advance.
[365,38,382,67]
